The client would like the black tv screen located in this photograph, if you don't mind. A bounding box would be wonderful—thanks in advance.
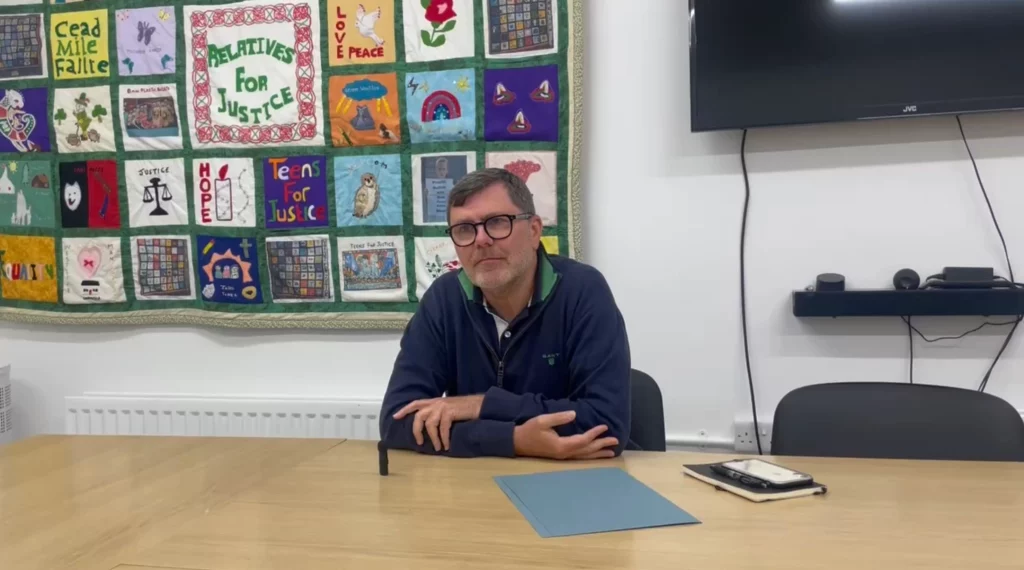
[690,0,1024,132]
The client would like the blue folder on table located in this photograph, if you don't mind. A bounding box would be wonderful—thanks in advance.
[494,467,700,538]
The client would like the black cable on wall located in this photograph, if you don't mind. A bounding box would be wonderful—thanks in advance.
[956,115,1022,393]
[738,129,763,455]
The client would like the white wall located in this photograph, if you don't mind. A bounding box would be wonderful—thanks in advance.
[4,0,1024,444]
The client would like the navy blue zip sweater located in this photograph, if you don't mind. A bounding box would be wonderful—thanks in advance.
[379,248,631,458]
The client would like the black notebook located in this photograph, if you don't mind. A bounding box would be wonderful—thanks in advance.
[682,463,828,503]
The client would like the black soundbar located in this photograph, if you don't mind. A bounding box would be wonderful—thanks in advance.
[792,288,1024,317]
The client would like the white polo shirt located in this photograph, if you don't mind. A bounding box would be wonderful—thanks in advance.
[484,299,531,339]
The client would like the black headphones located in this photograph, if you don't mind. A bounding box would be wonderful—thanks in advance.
[893,268,921,290]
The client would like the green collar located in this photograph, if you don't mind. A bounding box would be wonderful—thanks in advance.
[458,247,559,305]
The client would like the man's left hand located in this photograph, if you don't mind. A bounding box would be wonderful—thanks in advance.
[393,394,485,451]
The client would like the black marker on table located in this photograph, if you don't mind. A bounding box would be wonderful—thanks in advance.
[378,440,389,476]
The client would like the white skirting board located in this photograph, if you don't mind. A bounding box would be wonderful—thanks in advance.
[65,394,382,440]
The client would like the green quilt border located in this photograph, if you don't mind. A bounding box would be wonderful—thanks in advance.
[0,0,584,330]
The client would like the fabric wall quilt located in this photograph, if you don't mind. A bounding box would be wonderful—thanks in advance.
[0,0,583,329]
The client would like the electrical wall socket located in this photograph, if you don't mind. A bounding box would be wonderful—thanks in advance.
[734,419,772,454]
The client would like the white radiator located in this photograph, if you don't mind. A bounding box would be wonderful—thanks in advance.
[65,395,383,440]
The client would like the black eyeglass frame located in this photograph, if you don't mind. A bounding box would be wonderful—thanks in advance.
[445,213,535,246]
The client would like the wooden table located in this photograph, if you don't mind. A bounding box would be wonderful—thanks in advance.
[4,437,1024,570]
[0,435,342,570]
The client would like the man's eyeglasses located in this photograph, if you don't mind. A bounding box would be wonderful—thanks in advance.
[446,213,534,247]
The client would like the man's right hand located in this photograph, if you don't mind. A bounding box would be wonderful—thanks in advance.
[512,410,619,460]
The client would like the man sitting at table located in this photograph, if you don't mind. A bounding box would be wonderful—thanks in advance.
[378,168,631,460]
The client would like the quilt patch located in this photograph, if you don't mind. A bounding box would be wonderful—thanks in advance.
[115,7,176,77]
[0,13,47,81]
[540,235,558,256]
[192,157,257,228]
[130,235,196,300]
[0,88,51,153]
[124,158,189,228]
[329,72,401,147]
[411,151,475,225]
[405,68,477,144]
[413,236,458,299]
[484,0,557,59]
[0,234,57,303]
[52,87,115,154]
[402,0,474,63]
[62,236,126,304]
[183,0,325,149]
[197,234,263,304]
[266,234,334,302]
[263,155,329,229]
[327,0,396,66]
[484,65,558,141]
[334,154,403,227]
[0,161,55,229]
[50,9,110,79]
[58,160,120,229]
[337,235,407,302]
[119,83,184,151]
[486,150,557,225]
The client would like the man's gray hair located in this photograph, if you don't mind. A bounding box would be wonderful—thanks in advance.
[446,168,536,224]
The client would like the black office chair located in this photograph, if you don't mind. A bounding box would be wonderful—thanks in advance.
[771,382,1024,461]
[627,369,666,452]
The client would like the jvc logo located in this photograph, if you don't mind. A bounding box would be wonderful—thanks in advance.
[902,105,918,114]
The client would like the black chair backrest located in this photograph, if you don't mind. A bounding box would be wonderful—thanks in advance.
[628,369,666,452]
[772,382,1024,461]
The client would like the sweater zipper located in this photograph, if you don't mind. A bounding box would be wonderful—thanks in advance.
[464,278,562,389]
[493,279,561,388]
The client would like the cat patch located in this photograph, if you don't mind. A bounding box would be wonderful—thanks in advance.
[58,160,121,229]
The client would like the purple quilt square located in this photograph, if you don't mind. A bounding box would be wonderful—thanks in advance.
[116,7,177,76]
[484,65,559,142]
[264,156,330,229]
[0,88,51,153]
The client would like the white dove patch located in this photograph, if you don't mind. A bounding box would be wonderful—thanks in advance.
[329,0,396,65]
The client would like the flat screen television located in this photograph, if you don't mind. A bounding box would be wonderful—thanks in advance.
[689,0,1024,132]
